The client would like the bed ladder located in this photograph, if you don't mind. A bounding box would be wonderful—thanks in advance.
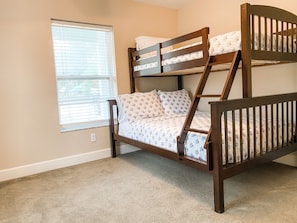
[177,50,242,160]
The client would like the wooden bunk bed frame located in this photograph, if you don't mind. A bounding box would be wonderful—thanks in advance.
[108,3,297,213]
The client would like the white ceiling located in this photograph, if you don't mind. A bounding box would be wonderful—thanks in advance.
[134,0,193,9]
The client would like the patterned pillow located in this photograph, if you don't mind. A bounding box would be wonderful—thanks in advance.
[117,90,164,122]
[158,89,192,115]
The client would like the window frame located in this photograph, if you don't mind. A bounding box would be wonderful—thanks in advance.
[51,19,118,132]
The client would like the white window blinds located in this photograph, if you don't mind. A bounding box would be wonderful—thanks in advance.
[51,20,117,131]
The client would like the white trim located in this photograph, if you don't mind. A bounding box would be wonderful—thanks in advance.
[60,120,109,132]
[119,144,140,154]
[274,153,297,167]
[2,144,294,183]
[0,145,139,182]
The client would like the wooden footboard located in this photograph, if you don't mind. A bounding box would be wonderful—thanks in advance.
[209,92,297,212]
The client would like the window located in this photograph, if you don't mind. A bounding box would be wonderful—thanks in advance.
[51,20,117,131]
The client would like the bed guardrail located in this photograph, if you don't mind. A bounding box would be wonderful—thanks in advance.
[129,27,210,78]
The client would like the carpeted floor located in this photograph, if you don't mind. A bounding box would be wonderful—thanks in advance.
[0,150,297,223]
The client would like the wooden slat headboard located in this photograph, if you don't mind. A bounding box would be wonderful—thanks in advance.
[241,3,297,98]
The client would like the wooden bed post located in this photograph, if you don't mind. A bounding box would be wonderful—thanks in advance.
[213,168,224,213]
[210,101,225,213]
[128,48,136,93]
[108,99,117,158]
[241,3,252,98]
[177,75,183,90]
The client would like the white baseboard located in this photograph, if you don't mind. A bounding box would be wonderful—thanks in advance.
[1,144,294,183]
[0,145,139,183]
[274,152,297,167]
[118,144,140,154]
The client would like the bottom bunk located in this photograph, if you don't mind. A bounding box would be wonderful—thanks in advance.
[108,90,297,213]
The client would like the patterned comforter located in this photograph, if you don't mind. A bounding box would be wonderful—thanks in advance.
[119,112,211,163]
[118,110,292,165]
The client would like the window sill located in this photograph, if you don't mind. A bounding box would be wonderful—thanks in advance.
[60,120,109,132]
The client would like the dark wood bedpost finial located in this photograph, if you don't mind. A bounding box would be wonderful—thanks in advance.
[128,48,136,93]
[241,3,252,98]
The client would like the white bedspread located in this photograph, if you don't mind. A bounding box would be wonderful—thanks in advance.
[134,31,241,72]
[118,111,293,165]
[119,112,210,162]
[133,30,295,72]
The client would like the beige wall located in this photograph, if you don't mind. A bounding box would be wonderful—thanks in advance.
[178,0,297,36]
[0,0,177,170]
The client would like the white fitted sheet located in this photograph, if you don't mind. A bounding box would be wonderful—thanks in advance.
[119,112,210,162]
[133,30,294,73]
[118,111,293,165]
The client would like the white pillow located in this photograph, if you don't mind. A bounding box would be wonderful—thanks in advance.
[117,90,164,123]
[135,36,169,51]
[158,89,192,115]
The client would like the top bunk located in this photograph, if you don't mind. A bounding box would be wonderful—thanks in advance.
[128,3,297,80]
[241,3,297,62]
[241,3,297,96]
[128,27,210,77]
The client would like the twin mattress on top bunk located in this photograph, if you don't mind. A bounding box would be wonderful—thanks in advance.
[132,30,296,74]
[134,31,241,72]
[116,89,294,166]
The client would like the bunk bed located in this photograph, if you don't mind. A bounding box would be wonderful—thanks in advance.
[108,3,297,213]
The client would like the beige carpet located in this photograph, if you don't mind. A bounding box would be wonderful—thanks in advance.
[0,150,297,223]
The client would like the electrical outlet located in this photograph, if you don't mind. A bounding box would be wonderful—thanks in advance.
[90,133,96,142]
